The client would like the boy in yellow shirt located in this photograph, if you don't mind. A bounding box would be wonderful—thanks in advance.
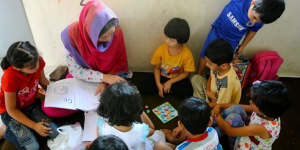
[192,38,241,107]
[150,18,195,98]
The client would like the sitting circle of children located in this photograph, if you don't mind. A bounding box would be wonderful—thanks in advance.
[0,0,289,150]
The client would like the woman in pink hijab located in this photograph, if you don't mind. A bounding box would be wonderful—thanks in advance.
[42,0,129,117]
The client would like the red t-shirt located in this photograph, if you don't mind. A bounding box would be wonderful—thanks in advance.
[0,57,45,113]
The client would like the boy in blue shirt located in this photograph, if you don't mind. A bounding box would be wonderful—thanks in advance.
[198,0,285,75]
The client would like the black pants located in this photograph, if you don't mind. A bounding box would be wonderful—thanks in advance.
[133,73,193,98]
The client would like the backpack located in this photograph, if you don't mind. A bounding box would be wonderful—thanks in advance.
[242,51,283,88]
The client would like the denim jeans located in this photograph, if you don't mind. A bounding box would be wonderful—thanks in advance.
[1,100,58,150]
[214,105,249,149]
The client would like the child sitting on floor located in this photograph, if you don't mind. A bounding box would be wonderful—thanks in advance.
[191,38,241,107]
[0,41,58,150]
[96,82,165,150]
[137,18,195,98]
[212,80,290,149]
[161,97,222,150]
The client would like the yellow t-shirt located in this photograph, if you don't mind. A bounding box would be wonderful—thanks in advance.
[210,66,241,104]
[150,44,195,78]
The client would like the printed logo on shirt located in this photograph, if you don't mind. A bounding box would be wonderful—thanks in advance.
[17,80,39,107]
[227,11,245,31]
[161,64,181,76]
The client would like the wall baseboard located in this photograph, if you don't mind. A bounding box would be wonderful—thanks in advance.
[278,74,300,78]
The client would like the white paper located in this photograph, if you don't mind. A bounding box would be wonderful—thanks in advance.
[45,78,100,111]
[82,111,99,141]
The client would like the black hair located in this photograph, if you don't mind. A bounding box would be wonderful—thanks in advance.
[251,80,290,118]
[99,18,118,37]
[164,18,190,44]
[178,97,211,135]
[87,135,129,150]
[252,0,285,24]
[205,38,234,66]
[97,82,143,126]
[1,41,39,70]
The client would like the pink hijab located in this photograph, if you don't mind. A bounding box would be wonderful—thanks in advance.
[61,0,128,74]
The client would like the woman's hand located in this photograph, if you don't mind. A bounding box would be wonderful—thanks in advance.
[102,74,125,85]
[33,122,52,137]
[94,82,108,95]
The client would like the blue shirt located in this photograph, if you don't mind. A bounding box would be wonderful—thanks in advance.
[212,0,263,43]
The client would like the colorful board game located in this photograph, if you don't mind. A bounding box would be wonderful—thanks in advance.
[152,102,178,124]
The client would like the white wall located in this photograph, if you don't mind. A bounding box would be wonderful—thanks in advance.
[22,0,300,77]
[0,0,34,57]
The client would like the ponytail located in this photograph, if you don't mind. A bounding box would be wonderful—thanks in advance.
[1,57,10,70]
[1,41,39,70]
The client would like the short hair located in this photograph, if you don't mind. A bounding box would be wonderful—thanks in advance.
[252,0,285,24]
[97,82,143,126]
[251,80,290,118]
[164,18,190,44]
[205,38,234,66]
[178,97,211,135]
[88,135,129,150]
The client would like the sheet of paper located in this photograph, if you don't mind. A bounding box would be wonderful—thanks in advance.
[82,111,99,141]
[45,78,100,111]
[74,79,100,111]
[44,79,77,110]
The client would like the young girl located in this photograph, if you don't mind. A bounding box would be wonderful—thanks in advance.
[96,82,158,150]
[212,80,290,149]
[0,41,58,150]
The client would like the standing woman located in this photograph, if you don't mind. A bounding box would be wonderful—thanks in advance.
[42,0,129,118]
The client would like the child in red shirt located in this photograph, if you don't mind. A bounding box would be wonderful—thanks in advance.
[0,41,58,150]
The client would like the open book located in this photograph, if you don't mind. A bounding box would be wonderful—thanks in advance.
[44,78,100,111]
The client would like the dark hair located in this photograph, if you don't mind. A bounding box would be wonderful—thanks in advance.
[164,18,190,44]
[205,38,234,66]
[251,80,290,118]
[99,18,118,37]
[252,0,285,24]
[178,97,211,135]
[88,135,129,150]
[97,82,143,126]
[1,41,39,70]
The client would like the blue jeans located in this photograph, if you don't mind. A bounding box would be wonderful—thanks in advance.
[1,100,58,150]
[214,105,249,149]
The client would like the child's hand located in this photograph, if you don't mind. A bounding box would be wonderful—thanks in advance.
[40,78,50,90]
[94,82,107,95]
[163,81,173,94]
[157,83,164,98]
[212,105,221,119]
[85,142,92,149]
[33,122,52,137]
